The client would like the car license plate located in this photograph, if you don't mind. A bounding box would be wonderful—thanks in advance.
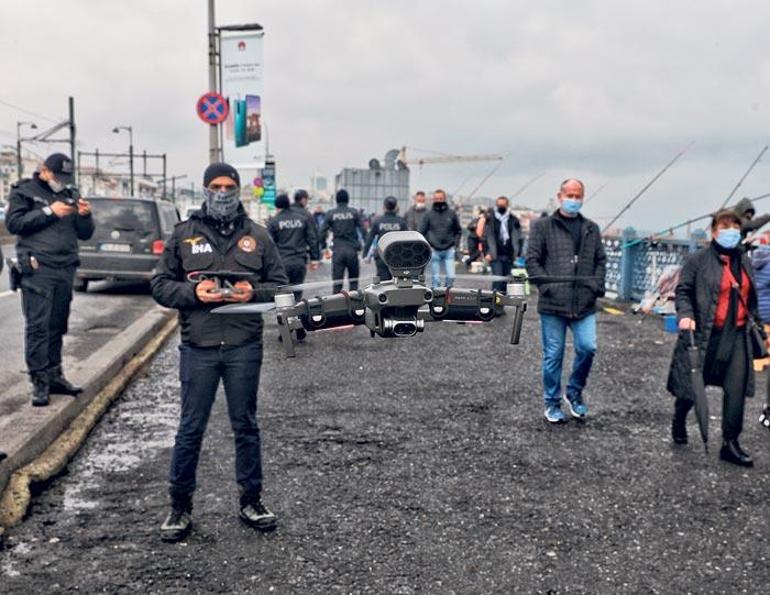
[100,243,131,253]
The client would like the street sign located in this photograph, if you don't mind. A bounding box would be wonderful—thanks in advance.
[196,92,229,125]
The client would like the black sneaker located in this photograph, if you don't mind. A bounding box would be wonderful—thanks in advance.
[239,495,277,531]
[759,407,770,431]
[160,498,193,542]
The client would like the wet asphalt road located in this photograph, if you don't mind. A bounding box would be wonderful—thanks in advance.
[1,295,770,593]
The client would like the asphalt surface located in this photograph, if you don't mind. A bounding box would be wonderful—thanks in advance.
[1,278,770,593]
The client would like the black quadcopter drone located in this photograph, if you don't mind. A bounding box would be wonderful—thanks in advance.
[211,231,599,358]
[207,231,526,358]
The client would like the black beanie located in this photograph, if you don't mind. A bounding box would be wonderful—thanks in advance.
[336,189,349,203]
[275,193,290,209]
[203,162,240,188]
[294,189,309,203]
[384,196,398,212]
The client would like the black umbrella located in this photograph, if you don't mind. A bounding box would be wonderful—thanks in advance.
[688,329,709,452]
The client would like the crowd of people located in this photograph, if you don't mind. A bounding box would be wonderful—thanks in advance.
[5,153,770,544]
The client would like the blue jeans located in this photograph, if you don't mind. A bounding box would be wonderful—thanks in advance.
[540,313,597,406]
[430,247,456,288]
[169,340,263,499]
[491,256,512,292]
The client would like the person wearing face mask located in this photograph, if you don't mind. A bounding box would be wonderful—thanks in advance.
[419,189,462,288]
[483,196,523,291]
[667,210,770,467]
[526,179,606,424]
[405,191,427,232]
[5,153,94,407]
[151,162,288,541]
[734,197,770,242]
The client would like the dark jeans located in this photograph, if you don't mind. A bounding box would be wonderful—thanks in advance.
[169,340,264,500]
[20,264,75,374]
[676,328,748,440]
[491,256,513,292]
[332,246,360,294]
[284,260,306,301]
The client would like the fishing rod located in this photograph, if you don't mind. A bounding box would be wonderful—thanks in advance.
[465,159,505,201]
[717,145,768,210]
[622,192,770,249]
[583,182,608,206]
[509,172,546,201]
[601,141,694,233]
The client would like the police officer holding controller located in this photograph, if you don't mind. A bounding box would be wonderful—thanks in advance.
[151,162,288,542]
[5,153,94,407]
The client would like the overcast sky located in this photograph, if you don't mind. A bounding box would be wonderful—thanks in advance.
[1,0,769,231]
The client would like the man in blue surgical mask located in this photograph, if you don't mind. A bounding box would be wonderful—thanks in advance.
[526,179,607,424]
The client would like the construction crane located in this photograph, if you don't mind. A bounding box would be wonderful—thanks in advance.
[397,146,503,168]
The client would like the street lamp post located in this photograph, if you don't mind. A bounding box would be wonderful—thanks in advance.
[16,121,37,180]
[112,125,134,196]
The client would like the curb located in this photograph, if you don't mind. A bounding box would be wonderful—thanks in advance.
[0,312,178,542]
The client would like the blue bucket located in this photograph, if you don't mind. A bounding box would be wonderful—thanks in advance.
[663,314,678,333]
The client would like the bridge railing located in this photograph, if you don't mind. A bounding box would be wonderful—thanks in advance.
[602,229,707,302]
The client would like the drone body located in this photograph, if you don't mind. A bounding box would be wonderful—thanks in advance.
[214,231,528,357]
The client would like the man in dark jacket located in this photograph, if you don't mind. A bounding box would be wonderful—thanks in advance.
[151,162,288,542]
[526,179,606,424]
[291,189,320,256]
[363,196,408,281]
[5,153,94,407]
[320,189,364,293]
[419,189,462,288]
[483,196,523,291]
[405,191,427,232]
[268,193,320,297]
[734,197,770,241]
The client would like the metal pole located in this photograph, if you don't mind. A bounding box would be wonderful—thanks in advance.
[129,130,134,196]
[69,97,76,185]
[162,154,167,200]
[16,123,22,181]
[143,150,147,177]
[208,0,219,164]
[172,177,176,204]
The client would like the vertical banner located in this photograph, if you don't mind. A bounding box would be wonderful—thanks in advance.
[220,31,264,169]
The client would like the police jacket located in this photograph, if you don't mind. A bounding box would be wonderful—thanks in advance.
[418,206,461,250]
[525,211,606,319]
[151,207,288,348]
[267,208,320,265]
[363,212,408,257]
[5,174,94,267]
[291,204,320,254]
[319,205,363,251]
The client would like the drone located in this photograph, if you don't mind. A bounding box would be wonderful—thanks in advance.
[207,231,524,357]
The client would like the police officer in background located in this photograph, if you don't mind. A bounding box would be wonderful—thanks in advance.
[320,189,364,293]
[292,189,320,256]
[268,193,320,340]
[151,162,288,542]
[363,196,408,281]
[5,153,94,407]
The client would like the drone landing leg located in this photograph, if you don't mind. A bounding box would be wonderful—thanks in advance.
[276,313,296,357]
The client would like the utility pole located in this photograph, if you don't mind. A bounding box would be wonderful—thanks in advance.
[69,97,76,185]
[207,0,219,164]
[112,125,134,196]
[16,121,37,180]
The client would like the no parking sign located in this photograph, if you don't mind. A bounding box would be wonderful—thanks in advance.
[196,92,229,125]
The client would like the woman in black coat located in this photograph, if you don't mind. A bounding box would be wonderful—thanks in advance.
[667,209,769,467]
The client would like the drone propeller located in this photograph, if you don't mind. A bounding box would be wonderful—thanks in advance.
[453,273,603,284]
[279,276,376,292]
[211,302,278,314]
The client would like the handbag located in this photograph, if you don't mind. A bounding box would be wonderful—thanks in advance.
[725,267,769,360]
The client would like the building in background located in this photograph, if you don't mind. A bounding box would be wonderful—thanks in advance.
[335,149,410,216]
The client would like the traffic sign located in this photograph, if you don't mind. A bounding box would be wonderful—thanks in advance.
[196,92,229,125]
